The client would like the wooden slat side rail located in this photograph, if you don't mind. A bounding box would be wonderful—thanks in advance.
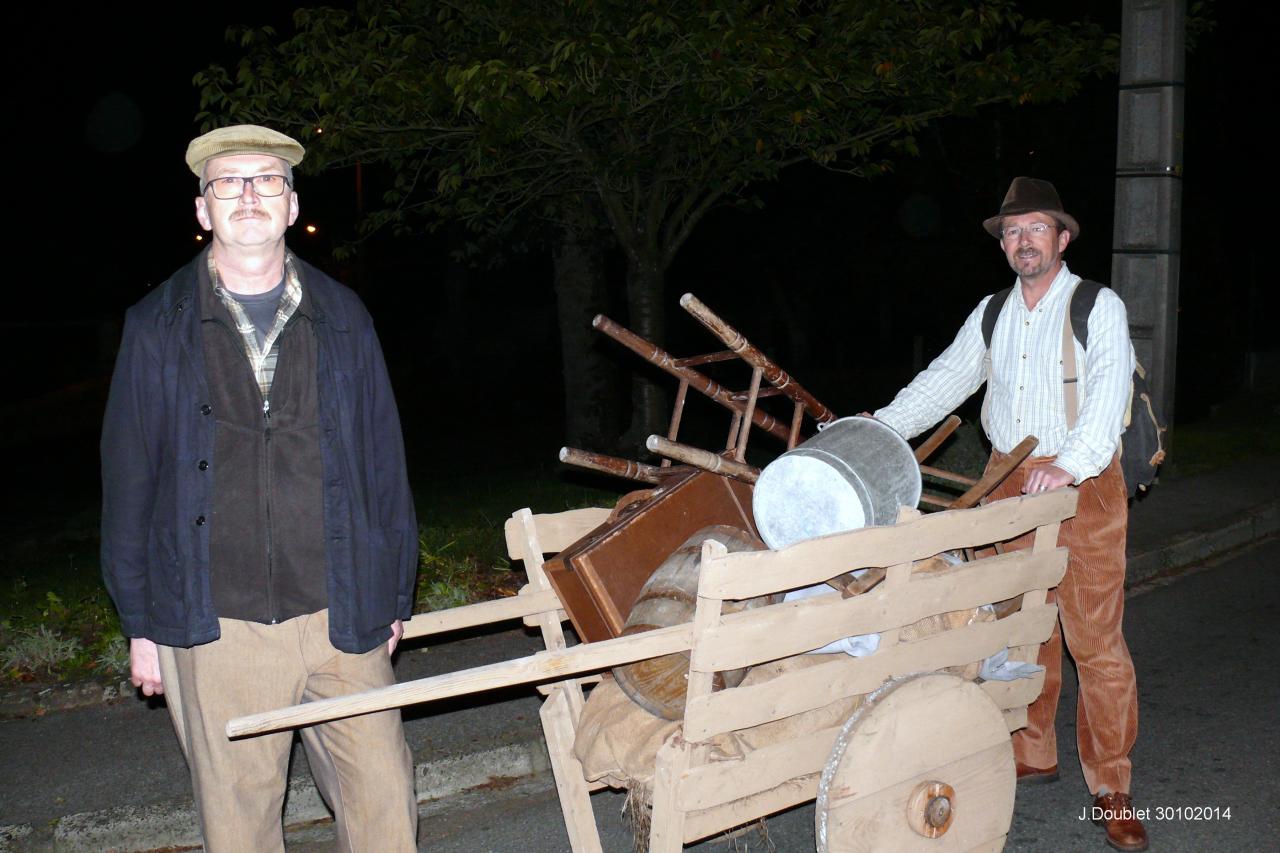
[691,547,1068,673]
[402,588,562,640]
[539,687,605,853]
[502,506,611,561]
[226,623,694,738]
[681,603,1058,741]
[683,775,819,844]
[677,723,843,812]
[698,490,1077,600]
[535,673,602,696]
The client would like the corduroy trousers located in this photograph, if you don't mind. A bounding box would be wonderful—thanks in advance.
[157,610,417,853]
[983,451,1138,796]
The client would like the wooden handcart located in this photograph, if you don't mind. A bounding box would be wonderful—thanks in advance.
[228,487,1075,852]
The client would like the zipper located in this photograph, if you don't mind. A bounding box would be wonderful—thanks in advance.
[264,397,276,623]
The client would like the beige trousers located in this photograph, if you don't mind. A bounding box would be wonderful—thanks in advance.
[158,611,416,852]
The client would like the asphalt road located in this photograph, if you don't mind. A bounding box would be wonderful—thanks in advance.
[285,535,1279,852]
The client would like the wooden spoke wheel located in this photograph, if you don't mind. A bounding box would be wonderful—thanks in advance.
[816,673,1016,852]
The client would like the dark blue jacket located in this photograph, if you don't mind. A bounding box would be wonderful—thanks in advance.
[101,250,417,654]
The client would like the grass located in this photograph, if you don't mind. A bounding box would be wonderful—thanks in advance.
[0,465,617,686]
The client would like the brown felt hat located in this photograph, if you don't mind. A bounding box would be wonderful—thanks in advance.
[982,177,1080,240]
[185,124,305,179]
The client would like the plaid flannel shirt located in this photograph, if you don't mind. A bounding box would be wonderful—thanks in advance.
[206,251,303,409]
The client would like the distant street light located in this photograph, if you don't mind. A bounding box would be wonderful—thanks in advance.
[195,234,204,242]
[306,225,318,234]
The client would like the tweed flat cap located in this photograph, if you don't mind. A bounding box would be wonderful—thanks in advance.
[185,124,305,178]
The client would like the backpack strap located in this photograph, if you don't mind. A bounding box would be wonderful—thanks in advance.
[1062,279,1107,428]
[979,287,1014,437]
[981,286,1014,348]
[1070,279,1104,349]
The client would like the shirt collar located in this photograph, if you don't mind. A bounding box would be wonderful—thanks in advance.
[1014,262,1075,311]
[203,247,310,316]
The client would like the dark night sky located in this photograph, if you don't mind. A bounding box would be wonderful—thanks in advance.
[2,2,1266,468]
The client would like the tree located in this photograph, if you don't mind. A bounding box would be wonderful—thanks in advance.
[197,0,1116,442]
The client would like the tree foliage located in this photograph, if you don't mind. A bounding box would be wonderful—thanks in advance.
[196,0,1118,437]
[198,0,1115,264]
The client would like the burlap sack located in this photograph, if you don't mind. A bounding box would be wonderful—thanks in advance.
[574,598,995,788]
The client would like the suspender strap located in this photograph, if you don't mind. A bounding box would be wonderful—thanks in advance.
[1062,281,1081,429]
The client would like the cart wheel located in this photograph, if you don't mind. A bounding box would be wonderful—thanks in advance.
[816,673,1015,852]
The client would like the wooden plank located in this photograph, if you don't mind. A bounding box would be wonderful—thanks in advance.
[503,507,612,561]
[683,605,1057,741]
[517,510,591,717]
[683,775,819,844]
[535,673,602,696]
[649,734,693,853]
[539,686,604,853]
[678,723,841,811]
[401,588,562,640]
[698,489,1076,601]
[680,541,728,721]
[1003,707,1029,732]
[692,549,1067,672]
[522,609,569,628]
[226,623,694,737]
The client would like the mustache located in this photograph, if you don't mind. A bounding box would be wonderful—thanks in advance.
[230,209,269,220]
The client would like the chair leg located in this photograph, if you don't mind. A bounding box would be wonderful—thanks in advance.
[540,685,603,853]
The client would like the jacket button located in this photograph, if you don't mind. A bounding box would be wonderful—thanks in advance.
[198,460,209,471]
[200,404,212,415]
[195,515,206,526]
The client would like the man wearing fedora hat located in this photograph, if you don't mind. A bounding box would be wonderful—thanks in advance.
[101,125,418,851]
[870,177,1146,851]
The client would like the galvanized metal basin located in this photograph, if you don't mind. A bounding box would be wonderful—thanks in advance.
[753,416,921,549]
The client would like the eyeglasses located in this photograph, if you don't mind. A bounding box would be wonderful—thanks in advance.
[202,174,292,200]
[1000,222,1056,241]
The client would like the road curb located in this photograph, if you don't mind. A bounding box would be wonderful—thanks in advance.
[0,739,551,853]
[1127,498,1280,587]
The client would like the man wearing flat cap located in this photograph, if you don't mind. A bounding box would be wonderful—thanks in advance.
[870,178,1147,851]
[101,124,418,851]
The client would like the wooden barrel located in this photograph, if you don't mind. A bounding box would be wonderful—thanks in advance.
[612,525,776,720]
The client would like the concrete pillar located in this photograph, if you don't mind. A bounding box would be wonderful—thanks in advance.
[1112,0,1185,426]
